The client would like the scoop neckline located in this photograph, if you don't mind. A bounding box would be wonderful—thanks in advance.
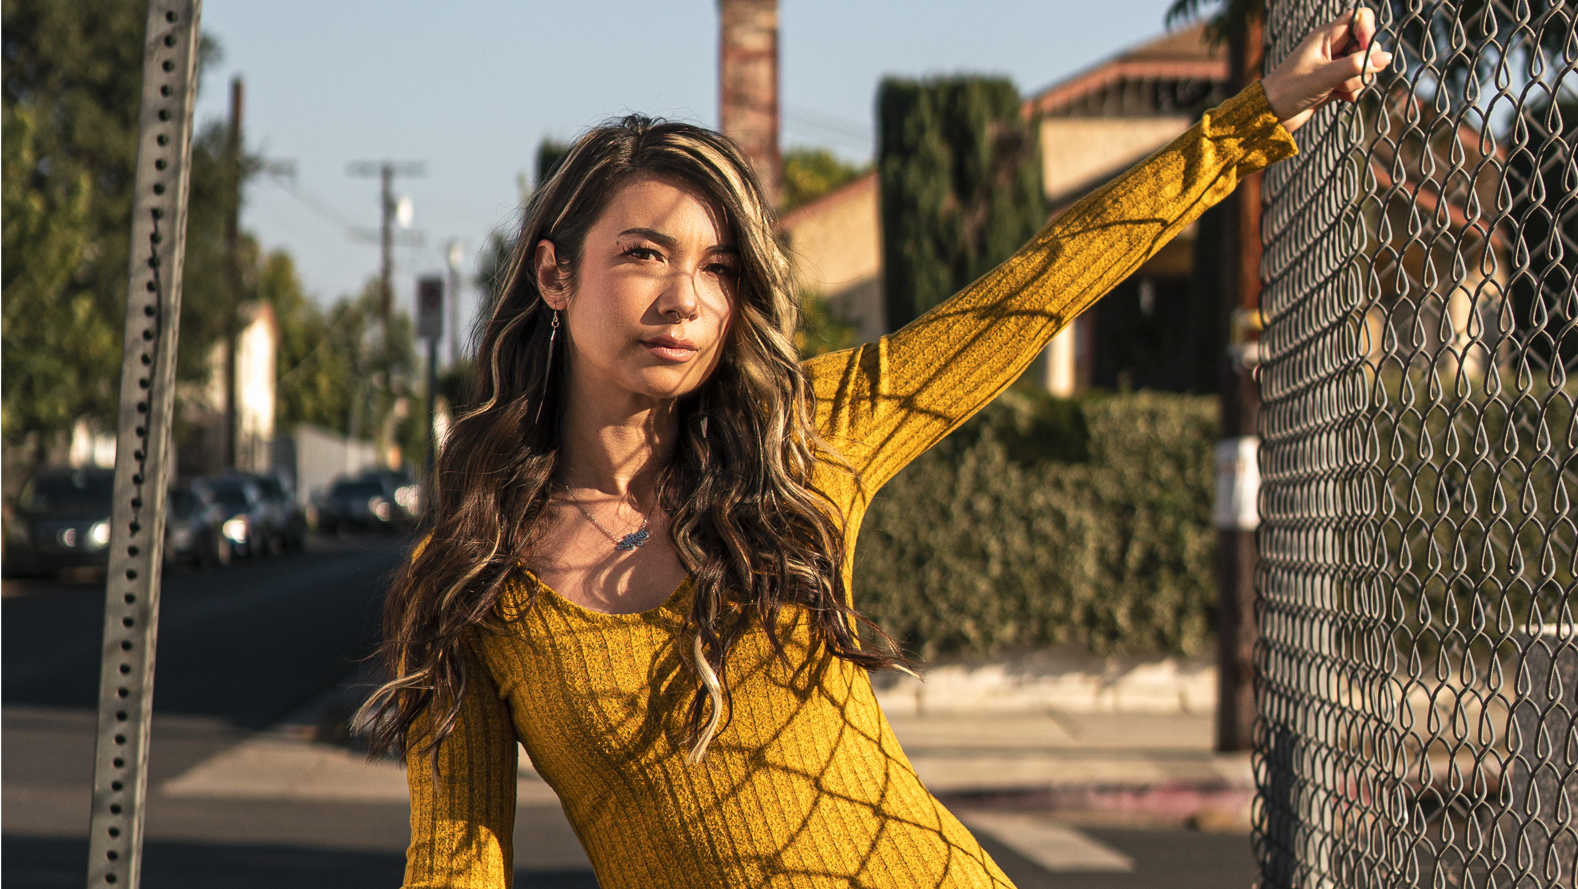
[524,570,692,621]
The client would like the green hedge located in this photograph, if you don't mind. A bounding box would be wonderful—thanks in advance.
[854,389,1219,659]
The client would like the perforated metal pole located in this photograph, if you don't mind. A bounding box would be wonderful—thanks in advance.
[85,3,202,886]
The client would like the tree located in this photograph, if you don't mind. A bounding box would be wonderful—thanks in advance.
[3,0,152,450]
[1163,0,1260,46]
[876,76,1044,332]
[780,147,868,214]
[257,250,348,434]
[1509,97,1577,375]
[1,96,118,444]
[536,137,570,187]
[176,118,248,385]
[2,0,228,458]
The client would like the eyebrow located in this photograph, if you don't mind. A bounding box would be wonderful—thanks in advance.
[618,227,737,255]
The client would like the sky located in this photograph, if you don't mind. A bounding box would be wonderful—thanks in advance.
[191,0,1185,358]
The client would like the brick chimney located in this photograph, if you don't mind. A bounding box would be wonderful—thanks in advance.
[718,0,781,205]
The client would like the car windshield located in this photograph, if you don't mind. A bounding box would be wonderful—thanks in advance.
[207,481,253,510]
[254,477,286,499]
[22,472,115,515]
[332,482,386,500]
[168,490,196,518]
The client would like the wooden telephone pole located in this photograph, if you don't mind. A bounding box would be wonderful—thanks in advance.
[1214,11,1266,753]
[221,75,243,471]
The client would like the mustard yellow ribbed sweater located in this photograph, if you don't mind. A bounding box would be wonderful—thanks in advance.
[404,83,1296,889]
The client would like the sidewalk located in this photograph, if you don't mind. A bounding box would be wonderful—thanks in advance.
[157,705,1251,821]
[888,711,1254,828]
[4,685,1253,887]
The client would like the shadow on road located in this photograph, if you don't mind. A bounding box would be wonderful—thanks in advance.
[4,835,598,889]
[3,533,407,730]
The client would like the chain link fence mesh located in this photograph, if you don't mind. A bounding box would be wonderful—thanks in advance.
[1255,1,1576,886]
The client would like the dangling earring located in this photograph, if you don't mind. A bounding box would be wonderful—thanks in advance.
[534,309,560,425]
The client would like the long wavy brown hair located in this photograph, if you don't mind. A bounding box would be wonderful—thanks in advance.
[357,115,905,766]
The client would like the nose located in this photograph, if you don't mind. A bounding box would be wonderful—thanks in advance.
[658,268,701,323]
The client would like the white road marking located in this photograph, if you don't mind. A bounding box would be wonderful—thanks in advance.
[161,735,561,805]
[962,812,1135,872]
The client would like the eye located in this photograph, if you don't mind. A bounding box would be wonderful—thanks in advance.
[622,245,661,261]
[706,260,740,278]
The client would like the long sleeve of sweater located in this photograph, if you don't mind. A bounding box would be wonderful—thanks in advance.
[807,82,1296,496]
[403,647,519,888]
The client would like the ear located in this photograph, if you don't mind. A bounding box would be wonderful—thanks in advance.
[534,239,570,310]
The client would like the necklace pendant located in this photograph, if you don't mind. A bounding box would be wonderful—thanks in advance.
[616,528,650,551]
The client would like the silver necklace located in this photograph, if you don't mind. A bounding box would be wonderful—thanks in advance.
[561,484,651,551]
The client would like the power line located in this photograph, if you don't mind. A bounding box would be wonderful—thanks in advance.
[260,169,364,241]
[784,103,873,152]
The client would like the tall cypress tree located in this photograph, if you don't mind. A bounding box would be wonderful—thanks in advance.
[877,76,1044,331]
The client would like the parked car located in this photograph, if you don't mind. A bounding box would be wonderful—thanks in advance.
[164,483,230,570]
[198,475,272,557]
[356,468,422,522]
[317,477,403,534]
[247,472,307,551]
[6,467,116,576]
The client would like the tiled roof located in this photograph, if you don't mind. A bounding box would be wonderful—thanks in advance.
[1025,23,1229,117]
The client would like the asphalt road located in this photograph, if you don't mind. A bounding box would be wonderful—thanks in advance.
[2,534,447,888]
[4,534,403,727]
[4,534,1254,889]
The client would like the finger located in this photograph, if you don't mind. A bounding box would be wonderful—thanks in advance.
[1325,46,1391,85]
[1324,9,1360,52]
[1351,7,1377,52]
[1318,52,1367,89]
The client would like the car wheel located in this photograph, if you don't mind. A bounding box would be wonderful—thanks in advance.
[200,533,230,570]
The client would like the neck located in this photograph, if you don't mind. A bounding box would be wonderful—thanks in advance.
[556,384,678,500]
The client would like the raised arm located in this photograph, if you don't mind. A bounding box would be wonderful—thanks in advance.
[806,82,1296,491]
[403,647,519,889]
[805,11,1391,496]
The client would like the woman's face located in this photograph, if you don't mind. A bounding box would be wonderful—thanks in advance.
[537,174,740,407]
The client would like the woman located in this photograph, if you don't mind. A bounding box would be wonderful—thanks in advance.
[361,12,1389,888]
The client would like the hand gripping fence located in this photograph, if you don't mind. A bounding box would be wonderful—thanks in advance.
[84,3,202,887]
[1256,2,1575,887]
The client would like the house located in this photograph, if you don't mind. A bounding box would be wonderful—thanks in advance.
[781,24,1233,395]
[178,301,278,476]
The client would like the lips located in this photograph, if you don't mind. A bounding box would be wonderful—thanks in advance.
[641,335,698,362]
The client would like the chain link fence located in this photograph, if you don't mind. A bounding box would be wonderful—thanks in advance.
[1256,1,1576,886]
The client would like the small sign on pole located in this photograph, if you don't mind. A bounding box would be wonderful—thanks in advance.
[417,275,444,341]
[1212,436,1260,531]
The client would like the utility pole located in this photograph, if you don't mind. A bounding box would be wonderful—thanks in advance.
[347,161,425,337]
[446,240,464,367]
[347,160,424,466]
[222,75,243,471]
[416,275,443,512]
[1213,12,1266,753]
